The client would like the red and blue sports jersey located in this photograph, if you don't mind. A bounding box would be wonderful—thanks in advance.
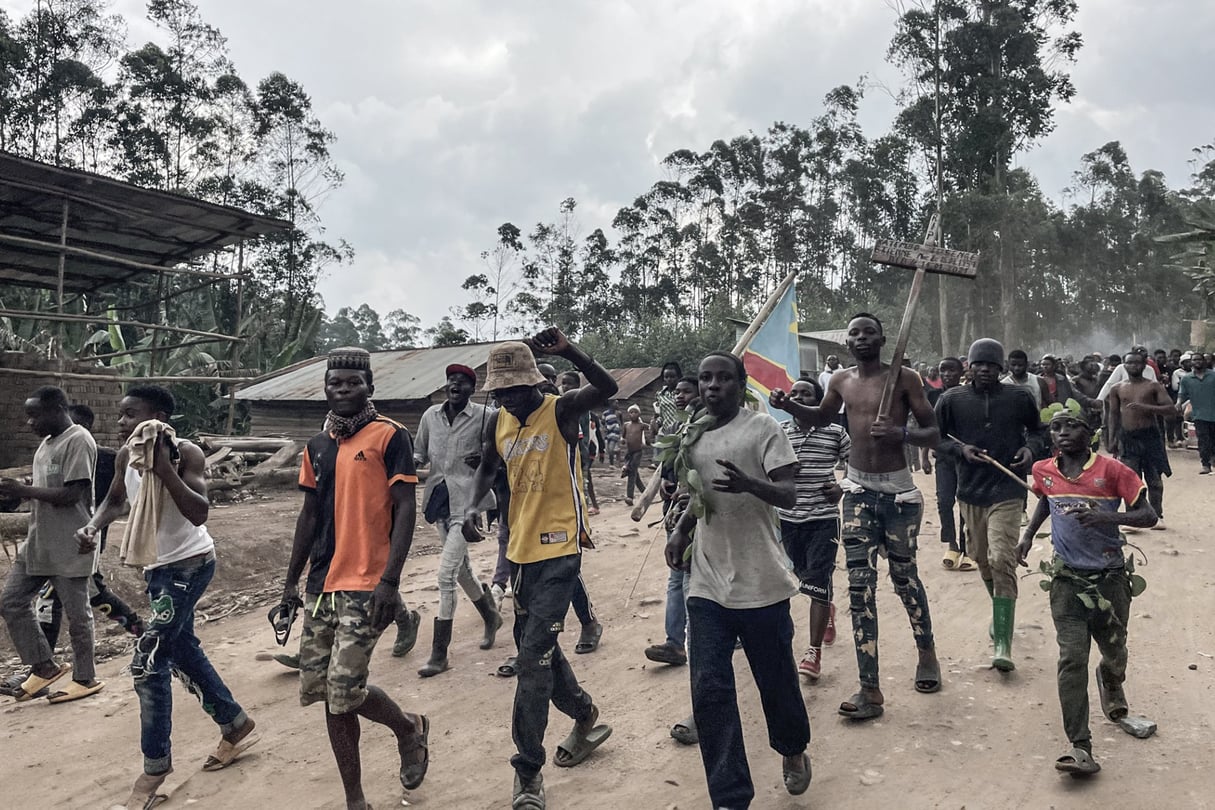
[1030,452,1146,571]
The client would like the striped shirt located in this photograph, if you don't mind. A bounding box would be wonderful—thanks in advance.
[777,420,850,523]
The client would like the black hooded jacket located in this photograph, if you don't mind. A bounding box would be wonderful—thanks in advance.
[935,381,1043,506]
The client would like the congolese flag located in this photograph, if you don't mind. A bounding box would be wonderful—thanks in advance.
[741,282,799,422]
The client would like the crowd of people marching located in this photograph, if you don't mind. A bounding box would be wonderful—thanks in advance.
[1,317,1211,809]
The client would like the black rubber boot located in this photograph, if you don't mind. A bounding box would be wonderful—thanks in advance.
[472,584,503,650]
[418,618,452,678]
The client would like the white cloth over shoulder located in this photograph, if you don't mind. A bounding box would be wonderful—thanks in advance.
[119,419,178,567]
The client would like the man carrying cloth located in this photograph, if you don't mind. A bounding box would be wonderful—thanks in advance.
[1017,404,1157,777]
[463,329,616,810]
[770,312,941,720]
[280,348,429,809]
[936,339,1041,672]
[80,385,257,808]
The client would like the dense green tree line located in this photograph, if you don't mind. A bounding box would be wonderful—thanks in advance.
[448,0,1212,367]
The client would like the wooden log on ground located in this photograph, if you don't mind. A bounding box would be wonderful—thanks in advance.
[196,436,296,453]
[248,442,303,485]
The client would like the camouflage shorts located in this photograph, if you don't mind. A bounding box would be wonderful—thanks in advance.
[298,591,383,714]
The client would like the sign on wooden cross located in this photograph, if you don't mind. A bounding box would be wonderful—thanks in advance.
[871,215,980,418]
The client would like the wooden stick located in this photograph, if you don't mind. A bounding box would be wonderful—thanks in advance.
[877,215,938,418]
[0,307,243,343]
[945,433,1031,491]
[623,525,666,608]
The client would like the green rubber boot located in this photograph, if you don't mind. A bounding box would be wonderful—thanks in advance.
[992,596,1016,672]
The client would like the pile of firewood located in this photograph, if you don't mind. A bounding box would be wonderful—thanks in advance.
[195,435,303,495]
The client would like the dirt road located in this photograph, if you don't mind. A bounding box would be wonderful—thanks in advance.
[2,450,1213,809]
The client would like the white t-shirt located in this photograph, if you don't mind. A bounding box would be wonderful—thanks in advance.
[686,409,799,609]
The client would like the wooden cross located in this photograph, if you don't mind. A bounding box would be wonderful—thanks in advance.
[870,214,980,417]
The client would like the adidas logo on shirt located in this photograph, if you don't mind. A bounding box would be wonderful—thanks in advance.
[353,450,367,462]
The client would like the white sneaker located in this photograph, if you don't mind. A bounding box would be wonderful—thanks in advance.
[490,583,506,608]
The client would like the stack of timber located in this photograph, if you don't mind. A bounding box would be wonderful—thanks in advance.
[195,435,303,494]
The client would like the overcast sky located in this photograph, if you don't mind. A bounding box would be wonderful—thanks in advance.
[7,0,1214,331]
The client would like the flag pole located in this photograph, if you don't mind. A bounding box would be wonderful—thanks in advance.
[731,268,800,356]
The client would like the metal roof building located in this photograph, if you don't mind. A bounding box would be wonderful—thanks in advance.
[234,347,666,439]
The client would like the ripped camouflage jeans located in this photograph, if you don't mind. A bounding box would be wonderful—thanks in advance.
[134,552,246,774]
[841,489,936,690]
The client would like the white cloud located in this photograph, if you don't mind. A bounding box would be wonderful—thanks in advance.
[3,0,1212,332]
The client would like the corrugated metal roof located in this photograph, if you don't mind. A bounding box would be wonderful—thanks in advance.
[0,151,290,292]
[235,342,515,402]
[802,329,849,345]
[238,350,665,404]
[612,367,662,399]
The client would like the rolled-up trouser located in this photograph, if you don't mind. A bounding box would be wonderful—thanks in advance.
[958,499,1022,599]
[435,516,485,620]
[135,553,245,774]
[0,560,95,682]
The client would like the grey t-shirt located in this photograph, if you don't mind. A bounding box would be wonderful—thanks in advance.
[686,408,800,609]
[20,423,97,578]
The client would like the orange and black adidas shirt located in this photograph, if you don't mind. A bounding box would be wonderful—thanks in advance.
[299,416,418,594]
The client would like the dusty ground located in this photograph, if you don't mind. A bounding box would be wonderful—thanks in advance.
[2,450,1214,810]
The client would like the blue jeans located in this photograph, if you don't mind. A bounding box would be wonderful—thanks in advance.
[688,597,810,809]
[134,553,245,774]
[664,568,689,648]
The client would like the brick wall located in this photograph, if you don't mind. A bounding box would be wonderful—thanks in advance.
[0,352,124,466]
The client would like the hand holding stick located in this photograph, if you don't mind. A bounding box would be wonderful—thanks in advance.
[946,434,1031,491]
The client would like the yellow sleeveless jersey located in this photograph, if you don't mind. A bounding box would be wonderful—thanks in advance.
[496,394,589,564]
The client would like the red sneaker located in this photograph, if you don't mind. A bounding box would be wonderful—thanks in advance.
[823,603,837,647]
[798,647,822,680]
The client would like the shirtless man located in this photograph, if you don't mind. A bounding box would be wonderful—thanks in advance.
[1107,352,1174,529]
[769,313,941,721]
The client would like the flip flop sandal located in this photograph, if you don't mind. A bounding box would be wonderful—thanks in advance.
[553,706,612,767]
[47,679,104,703]
[267,597,302,647]
[512,773,545,810]
[957,555,978,571]
[125,768,172,810]
[838,692,884,721]
[1054,747,1101,777]
[0,670,37,697]
[670,715,698,745]
[202,720,259,771]
[574,622,602,654]
[941,549,961,570]
[915,660,942,694]
[496,657,519,677]
[400,714,429,790]
[15,663,70,702]
[783,752,812,796]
